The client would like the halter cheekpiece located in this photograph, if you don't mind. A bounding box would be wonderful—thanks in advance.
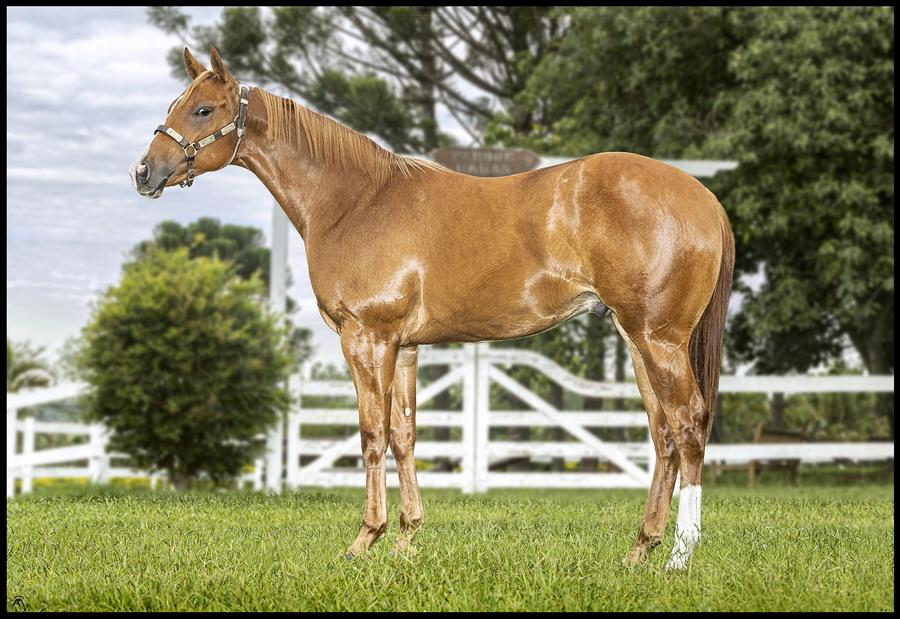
[154,82,250,188]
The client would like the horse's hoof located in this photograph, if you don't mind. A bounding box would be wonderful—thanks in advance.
[390,534,418,558]
[664,555,689,572]
[390,544,418,559]
[344,548,369,561]
[622,547,648,567]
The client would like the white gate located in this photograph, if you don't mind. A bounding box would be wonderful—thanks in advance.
[286,344,656,493]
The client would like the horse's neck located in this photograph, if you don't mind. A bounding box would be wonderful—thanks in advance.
[233,126,371,242]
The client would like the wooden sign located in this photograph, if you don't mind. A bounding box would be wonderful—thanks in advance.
[429,147,541,177]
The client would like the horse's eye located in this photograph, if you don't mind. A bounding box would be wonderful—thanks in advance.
[195,106,212,117]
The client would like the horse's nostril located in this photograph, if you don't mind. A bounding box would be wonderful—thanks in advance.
[137,162,149,184]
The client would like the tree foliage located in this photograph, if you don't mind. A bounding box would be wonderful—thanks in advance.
[131,217,314,367]
[6,338,54,393]
[485,7,744,157]
[715,7,893,376]
[147,6,560,150]
[77,248,292,488]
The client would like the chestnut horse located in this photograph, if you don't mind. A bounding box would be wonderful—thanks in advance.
[131,48,734,571]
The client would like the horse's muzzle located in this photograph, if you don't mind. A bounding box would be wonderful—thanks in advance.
[130,158,169,199]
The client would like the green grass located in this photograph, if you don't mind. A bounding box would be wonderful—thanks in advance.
[6,484,894,611]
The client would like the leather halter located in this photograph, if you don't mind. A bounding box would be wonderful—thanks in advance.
[154,83,250,188]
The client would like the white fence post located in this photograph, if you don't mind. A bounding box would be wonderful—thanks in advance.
[265,414,284,492]
[7,408,17,498]
[285,374,302,489]
[22,417,35,494]
[285,414,299,489]
[461,344,478,493]
[252,457,264,491]
[475,343,491,493]
[265,202,289,493]
[88,424,109,484]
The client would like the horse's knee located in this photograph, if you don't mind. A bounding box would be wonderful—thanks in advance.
[390,429,415,461]
[361,431,388,468]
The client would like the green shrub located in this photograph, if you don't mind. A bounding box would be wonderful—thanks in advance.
[78,248,291,489]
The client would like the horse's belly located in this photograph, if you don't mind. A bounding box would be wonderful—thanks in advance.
[410,286,606,345]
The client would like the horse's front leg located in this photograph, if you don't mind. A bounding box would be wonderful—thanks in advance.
[341,327,398,559]
[389,346,423,555]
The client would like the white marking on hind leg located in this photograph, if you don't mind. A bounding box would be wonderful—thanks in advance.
[665,484,701,571]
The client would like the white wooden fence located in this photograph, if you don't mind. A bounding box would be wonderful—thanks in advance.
[5,385,264,497]
[7,345,894,498]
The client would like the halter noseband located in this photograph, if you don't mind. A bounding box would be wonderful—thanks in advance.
[154,83,250,188]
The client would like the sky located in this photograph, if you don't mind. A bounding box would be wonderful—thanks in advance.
[6,6,476,368]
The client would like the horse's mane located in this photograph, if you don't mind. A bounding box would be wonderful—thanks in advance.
[256,88,447,185]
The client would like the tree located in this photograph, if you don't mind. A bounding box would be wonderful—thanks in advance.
[78,248,292,489]
[486,6,743,156]
[335,7,563,144]
[6,338,54,393]
[131,217,314,368]
[717,7,894,435]
[147,6,559,151]
[716,7,893,376]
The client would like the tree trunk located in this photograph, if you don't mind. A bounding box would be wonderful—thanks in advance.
[711,398,724,443]
[866,312,894,440]
[850,305,894,440]
[170,470,191,492]
[770,392,785,431]
[417,7,441,151]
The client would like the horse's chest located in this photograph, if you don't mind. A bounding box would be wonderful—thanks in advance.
[310,259,427,333]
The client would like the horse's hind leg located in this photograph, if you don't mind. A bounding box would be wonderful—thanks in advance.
[627,329,710,571]
[613,317,680,566]
[389,346,424,555]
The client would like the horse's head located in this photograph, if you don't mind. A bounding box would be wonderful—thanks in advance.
[130,47,248,198]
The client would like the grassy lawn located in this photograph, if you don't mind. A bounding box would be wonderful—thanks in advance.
[6,483,893,611]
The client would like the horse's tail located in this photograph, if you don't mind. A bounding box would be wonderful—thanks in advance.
[689,200,735,440]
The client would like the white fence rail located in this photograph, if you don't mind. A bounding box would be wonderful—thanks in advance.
[7,345,894,498]
[5,393,265,497]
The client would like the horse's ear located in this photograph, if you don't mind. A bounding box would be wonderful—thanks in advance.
[209,46,234,83]
[183,47,206,80]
